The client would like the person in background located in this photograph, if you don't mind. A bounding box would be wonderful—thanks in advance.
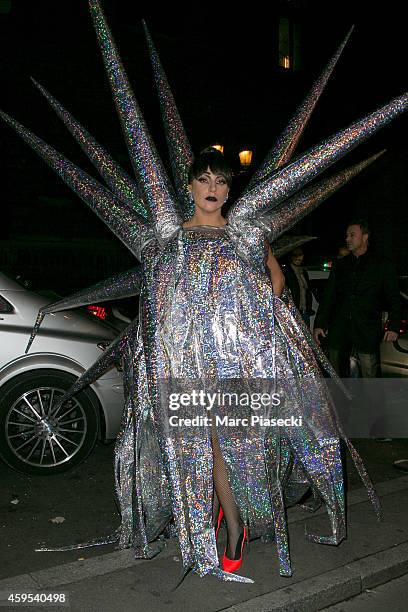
[283,247,314,327]
[313,219,401,378]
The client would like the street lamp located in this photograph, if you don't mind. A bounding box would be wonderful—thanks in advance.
[280,55,291,69]
[239,150,253,170]
[211,144,224,153]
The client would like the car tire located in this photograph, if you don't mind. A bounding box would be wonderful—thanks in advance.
[0,370,99,475]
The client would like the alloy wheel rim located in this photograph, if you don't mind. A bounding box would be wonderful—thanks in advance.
[5,386,87,468]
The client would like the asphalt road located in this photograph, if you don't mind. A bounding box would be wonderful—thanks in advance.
[0,441,119,580]
[1,438,408,582]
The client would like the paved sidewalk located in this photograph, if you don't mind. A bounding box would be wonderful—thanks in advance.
[1,475,408,611]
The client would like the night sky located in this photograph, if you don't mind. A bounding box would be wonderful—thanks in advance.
[0,0,406,281]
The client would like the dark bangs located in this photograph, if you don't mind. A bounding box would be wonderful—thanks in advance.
[188,148,233,186]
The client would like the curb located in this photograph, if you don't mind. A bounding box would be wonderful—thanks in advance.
[220,541,408,611]
[0,542,178,592]
[1,475,408,594]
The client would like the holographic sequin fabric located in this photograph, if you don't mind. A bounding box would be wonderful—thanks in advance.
[48,319,139,414]
[39,267,142,315]
[0,111,154,262]
[143,22,194,219]
[25,267,141,353]
[116,225,377,579]
[89,0,182,244]
[248,26,354,188]
[32,79,149,219]
[229,92,408,222]
[256,152,385,241]
[272,235,316,259]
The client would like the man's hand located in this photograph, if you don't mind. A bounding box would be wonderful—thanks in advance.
[383,330,398,342]
[313,328,326,345]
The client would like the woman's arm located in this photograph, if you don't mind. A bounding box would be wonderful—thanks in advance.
[266,244,285,297]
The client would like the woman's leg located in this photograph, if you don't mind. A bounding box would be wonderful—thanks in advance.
[213,489,220,528]
[211,427,244,558]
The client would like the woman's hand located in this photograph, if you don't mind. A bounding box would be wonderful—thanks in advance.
[266,245,285,297]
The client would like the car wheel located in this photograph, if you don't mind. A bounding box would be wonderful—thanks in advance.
[0,370,99,475]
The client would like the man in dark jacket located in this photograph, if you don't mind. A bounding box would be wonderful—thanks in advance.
[313,219,401,377]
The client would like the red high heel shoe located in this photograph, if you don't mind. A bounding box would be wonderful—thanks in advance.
[222,526,247,573]
[215,506,224,540]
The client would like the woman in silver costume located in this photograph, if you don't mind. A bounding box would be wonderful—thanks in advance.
[180,148,287,575]
[133,147,366,584]
[2,0,407,585]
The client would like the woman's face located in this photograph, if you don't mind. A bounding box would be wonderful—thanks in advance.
[189,168,229,214]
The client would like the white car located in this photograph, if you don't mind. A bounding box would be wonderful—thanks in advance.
[306,267,331,331]
[0,272,124,475]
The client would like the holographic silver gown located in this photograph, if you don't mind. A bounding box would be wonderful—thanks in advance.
[113,223,376,583]
[2,0,406,585]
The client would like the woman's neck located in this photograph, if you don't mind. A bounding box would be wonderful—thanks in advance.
[182,211,227,228]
